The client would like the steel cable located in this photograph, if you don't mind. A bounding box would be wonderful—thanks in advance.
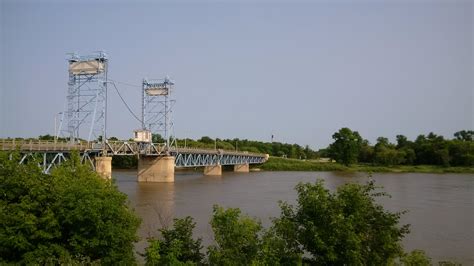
[109,81,142,123]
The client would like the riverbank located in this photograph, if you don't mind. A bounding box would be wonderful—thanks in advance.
[258,157,474,174]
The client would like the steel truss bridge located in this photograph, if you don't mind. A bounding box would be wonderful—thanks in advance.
[1,140,268,174]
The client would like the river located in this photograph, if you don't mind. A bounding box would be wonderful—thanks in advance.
[114,170,473,264]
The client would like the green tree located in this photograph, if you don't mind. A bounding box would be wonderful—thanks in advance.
[396,134,412,149]
[199,136,214,145]
[374,137,404,166]
[358,139,375,163]
[414,133,450,166]
[448,140,474,166]
[145,216,204,265]
[400,249,431,266]
[328,127,363,165]
[274,179,409,265]
[152,134,166,143]
[38,134,55,141]
[454,130,474,141]
[0,152,140,264]
[207,205,262,265]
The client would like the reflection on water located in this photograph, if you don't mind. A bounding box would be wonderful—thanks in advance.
[114,170,473,264]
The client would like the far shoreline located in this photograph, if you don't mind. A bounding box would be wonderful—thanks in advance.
[255,157,474,174]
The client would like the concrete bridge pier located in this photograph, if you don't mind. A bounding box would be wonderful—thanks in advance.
[95,156,112,179]
[138,156,175,182]
[234,163,249,173]
[204,164,222,176]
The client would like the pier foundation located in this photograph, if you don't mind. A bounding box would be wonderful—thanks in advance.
[138,156,175,182]
[95,156,112,179]
[234,163,249,173]
[204,164,222,176]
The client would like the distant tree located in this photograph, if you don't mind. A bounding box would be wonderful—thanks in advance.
[0,152,140,264]
[396,134,411,149]
[274,180,409,265]
[38,134,55,141]
[145,217,203,265]
[375,137,391,149]
[358,139,374,163]
[318,148,330,158]
[328,128,363,165]
[375,147,404,166]
[454,130,474,141]
[400,147,416,165]
[304,145,318,159]
[448,140,474,166]
[414,133,451,166]
[198,136,214,144]
[276,151,286,157]
[152,134,165,143]
[374,137,404,165]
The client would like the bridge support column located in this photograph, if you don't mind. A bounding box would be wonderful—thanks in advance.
[204,164,222,176]
[138,156,175,182]
[234,163,249,173]
[95,156,112,179]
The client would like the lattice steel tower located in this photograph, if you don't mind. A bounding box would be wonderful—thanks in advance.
[142,77,176,149]
[59,52,108,143]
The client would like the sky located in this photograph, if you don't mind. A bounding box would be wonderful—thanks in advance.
[0,0,472,149]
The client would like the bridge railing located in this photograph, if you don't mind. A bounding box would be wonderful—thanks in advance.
[1,139,268,158]
[0,139,94,152]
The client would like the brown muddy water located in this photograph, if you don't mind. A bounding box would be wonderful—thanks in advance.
[114,170,473,264]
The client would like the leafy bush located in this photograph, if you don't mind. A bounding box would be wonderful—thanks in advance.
[274,179,409,265]
[400,249,431,266]
[145,216,203,265]
[207,205,262,265]
[0,152,140,264]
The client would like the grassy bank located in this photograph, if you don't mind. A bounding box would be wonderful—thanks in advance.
[258,157,474,174]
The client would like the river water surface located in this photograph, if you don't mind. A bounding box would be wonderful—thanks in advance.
[114,170,473,264]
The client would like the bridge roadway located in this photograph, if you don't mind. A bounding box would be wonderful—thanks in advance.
[0,139,269,181]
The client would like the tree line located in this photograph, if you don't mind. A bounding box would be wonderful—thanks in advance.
[323,129,473,167]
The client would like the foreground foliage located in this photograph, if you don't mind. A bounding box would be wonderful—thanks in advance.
[146,179,415,265]
[145,216,203,265]
[274,180,409,265]
[0,152,141,264]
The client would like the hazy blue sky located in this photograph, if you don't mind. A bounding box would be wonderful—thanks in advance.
[1,0,472,149]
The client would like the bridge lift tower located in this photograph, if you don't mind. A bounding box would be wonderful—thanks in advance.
[58,51,108,143]
[139,77,176,150]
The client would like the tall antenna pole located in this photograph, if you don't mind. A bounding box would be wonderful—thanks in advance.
[141,79,146,130]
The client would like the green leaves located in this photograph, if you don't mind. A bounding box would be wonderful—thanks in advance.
[208,205,262,265]
[144,179,414,265]
[0,151,140,264]
[145,216,203,266]
[329,127,363,166]
[274,179,409,265]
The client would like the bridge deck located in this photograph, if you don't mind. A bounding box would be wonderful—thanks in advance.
[0,140,268,165]
[1,139,264,156]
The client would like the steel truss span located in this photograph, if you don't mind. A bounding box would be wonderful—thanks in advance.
[173,153,266,167]
[1,140,267,174]
[14,151,98,174]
